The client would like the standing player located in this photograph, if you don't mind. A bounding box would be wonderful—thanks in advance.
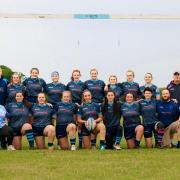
[55,91,77,150]
[46,71,66,106]
[156,89,180,148]
[102,90,122,150]
[104,75,123,101]
[30,93,56,150]
[121,70,141,100]
[66,69,85,148]
[121,93,144,149]
[6,72,26,104]
[167,71,180,103]
[139,87,158,148]
[84,69,105,104]
[6,92,34,150]
[23,68,46,103]
[77,90,106,150]
[140,73,160,100]
[84,69,105,147]
[0,67,8,106]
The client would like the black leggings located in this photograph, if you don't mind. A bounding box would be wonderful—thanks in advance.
[0,125,14,149]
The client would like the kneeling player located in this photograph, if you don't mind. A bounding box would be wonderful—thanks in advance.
[121,93,144,149]
[6,92,34,150]
[102,90,122,150]
[139,88,158,148]
[30,93,56,150]
[55,91,77,150]
[77,90,106,150]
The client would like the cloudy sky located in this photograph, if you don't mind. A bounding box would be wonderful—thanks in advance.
[0,0,180,86]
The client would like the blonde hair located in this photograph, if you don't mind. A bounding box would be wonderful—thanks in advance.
[62,91,72,101]
[10,72,21,84]
[82,90,92,103]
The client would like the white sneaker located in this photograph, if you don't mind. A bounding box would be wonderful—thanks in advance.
[71,145,76,151]
[7,145,16,151]
[113,144,122,150]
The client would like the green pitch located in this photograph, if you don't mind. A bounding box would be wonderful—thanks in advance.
[0,139,180,180]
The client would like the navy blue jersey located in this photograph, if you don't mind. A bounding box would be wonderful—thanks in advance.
[140,84,160,99]
[55,101,77,125]
[23,77,46,102]
[6,102,29,128]
[156,100,179,128]
[121,81,141,100]
[77,102,102,121]
[46,82,66,104]
[102,102,121,127]
[121,102,141,127]
[66,81,85,104]
[7,84,26,104]
[0,77,8,106]
[30,104,56,127]
[167,81,180,103]
[107,84,123,100]
[84,80,105,103]
[139,99,158,125]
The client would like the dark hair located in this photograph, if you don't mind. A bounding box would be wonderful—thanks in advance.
[102,90,119,116]
[125,93,134,102]
[143,87,152,94]
[30,67,39,74]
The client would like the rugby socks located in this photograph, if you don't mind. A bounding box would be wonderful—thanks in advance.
[115,136,122,145]
[100,140,105,149]
[25,130,34,148]
[157,129,164,146]
[154,132,158,146]
[177,141,180,148]
[135,139,140,148]
[78,132,83,148]
[48,142,54,147]
[70,138,76,146]
[91,139,96,146]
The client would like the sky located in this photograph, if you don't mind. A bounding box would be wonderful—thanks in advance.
[0,0,180,86]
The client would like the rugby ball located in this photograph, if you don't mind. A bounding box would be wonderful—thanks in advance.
[85,117,96,131]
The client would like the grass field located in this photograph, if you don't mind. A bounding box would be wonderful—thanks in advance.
[0,138,180,180]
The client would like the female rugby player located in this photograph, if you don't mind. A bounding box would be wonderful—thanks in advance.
[46,71,66,106]
[30,93,56,150]
[139,87,158,148]
[140,73,160,100]
[84,69,105,147]
[6,72,26,104]
[121,93,144,148]
[6,92,34,150]
[23,68,46,103]
[104,75,123,101]
[66,69,85,148]
[121,70,141,100]
[102,90,122,150]
[77,90,106,150]
[55,91,77,150]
